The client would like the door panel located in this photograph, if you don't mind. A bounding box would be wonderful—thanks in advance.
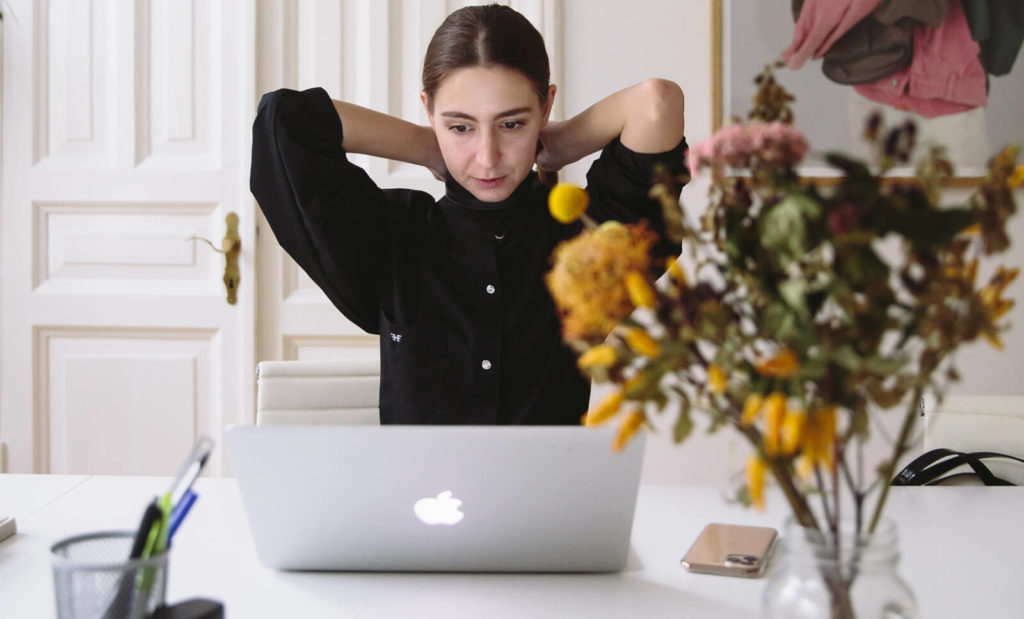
[1,0,256,474]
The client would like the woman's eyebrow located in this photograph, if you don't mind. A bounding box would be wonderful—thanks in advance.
[439,107,533,121]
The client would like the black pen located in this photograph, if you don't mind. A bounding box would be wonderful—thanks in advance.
[168,437,215,508]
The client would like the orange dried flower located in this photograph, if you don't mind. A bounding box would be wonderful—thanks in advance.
[546,222,657,340]
[625,271,656,308]
[755,349,800,378]
[707,364,727,394]
[577,344,618,369]
[612,409,646,452]
[762,393,787,456]
[746,455,768,511]
[584,390,625,427]
[666,256,687,286]
[741,393,764,426]
[624,328,661,357]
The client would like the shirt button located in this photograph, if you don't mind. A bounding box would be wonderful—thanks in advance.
[494,231,505,240]
[891,78,898,87]
[485,284,496,294]
[481,360,492,370]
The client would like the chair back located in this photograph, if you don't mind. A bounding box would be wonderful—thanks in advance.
[256,357,380,426]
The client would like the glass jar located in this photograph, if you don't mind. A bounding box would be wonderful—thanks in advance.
[762,516,918,619]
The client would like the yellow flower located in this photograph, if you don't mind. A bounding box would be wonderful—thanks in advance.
[625,271,656,308]
[1008,163,1024,189]
[666,256,687,286]
[740,393,764,426]
[624,327,661,357]
[960,223,982,236]
[944,259,978,285]
[707,364,727,394]
[762,393,787,456]
[978,266,1019,348]
[746,455,768,511]
[546,223,657,340]
[548,183,590,224]
[780,407,806,456]
[577,344,618,369]
[584,390,624,427]
[754,349,800,378]
[802,405,837,471]
[612,409,646,452]
[796,454,815,479]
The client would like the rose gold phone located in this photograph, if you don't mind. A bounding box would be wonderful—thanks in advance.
[681,523,778,578]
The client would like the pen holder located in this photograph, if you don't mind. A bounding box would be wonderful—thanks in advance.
[51,531,169,619]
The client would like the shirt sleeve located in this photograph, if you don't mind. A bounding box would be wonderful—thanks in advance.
[584,136,689,258]
[250,87,385,334]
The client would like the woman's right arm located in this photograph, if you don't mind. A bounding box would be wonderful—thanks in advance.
[332,100,448,180]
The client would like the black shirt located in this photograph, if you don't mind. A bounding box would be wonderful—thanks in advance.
[250,87,687,425]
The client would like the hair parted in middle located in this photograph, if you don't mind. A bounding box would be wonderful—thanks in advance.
[421,4,551,111]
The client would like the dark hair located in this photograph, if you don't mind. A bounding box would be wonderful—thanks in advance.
[422,4,550,111]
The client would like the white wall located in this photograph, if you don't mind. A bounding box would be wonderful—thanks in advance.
[558,0,1024,485]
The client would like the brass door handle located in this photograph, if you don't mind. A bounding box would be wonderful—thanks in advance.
[188,212,241,305]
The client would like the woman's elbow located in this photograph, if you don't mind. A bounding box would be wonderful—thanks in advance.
[638,78,685,135]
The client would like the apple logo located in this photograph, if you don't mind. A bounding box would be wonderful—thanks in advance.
[414,490,465,525]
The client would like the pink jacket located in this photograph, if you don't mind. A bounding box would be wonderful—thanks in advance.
[782,0,884,70]
[854,0,987,118]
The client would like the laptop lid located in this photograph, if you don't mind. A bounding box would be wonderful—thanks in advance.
[224,424,646,572]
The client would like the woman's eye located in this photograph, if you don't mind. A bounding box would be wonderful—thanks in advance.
[449,125,470,134]
[502,121,525,130]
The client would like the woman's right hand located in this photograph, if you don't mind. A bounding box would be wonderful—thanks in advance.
[536,121,570,173]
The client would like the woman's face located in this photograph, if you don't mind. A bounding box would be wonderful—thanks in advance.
[423,66,554,202]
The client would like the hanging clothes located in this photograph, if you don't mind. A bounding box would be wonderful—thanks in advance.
[854,0,988,118]
[962,0,1024,76]
[822,0,951,84]
[782,0,886,70]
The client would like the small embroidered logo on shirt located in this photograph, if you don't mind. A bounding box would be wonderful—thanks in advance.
[390,333,403,343]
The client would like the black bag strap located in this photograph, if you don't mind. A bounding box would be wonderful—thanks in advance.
[892,448,1023,486]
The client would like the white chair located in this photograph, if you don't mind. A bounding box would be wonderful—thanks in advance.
[923,395,1024,484]
[256,357,381,426]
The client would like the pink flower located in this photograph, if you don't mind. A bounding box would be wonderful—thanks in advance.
[689,122,808,176]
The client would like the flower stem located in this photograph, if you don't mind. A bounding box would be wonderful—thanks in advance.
[867,383,924,535]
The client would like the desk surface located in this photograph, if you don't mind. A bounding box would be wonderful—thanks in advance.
[1,475,1022,618]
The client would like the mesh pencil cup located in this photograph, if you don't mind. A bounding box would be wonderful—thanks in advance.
[51,531,169,619]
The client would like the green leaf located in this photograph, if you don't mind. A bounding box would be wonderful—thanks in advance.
[779,277,809,315]
[759,195,812,263]
[672,398,694,443]
[832,345,862,371]
[862,354,909,375]
[850,405,870,439]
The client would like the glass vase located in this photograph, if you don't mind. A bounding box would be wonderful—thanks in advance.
[762,516,918,619]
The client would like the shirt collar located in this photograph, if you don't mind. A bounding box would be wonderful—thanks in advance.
[437,173,550,242]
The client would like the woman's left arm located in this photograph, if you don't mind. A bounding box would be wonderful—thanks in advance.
[537,78,685,172]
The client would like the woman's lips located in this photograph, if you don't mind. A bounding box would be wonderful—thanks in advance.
[474,176,507,189]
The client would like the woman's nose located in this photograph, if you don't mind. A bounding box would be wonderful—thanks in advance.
[476,129,500,169]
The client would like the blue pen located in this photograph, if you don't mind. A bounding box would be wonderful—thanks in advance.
[167,489,198,543]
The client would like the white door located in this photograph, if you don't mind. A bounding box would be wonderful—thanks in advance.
[254,0,561,363]
[0,0,256,475]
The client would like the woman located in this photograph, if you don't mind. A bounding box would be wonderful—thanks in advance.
[251,4,687,425]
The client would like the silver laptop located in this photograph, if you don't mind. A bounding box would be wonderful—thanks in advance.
[224,424,646,572]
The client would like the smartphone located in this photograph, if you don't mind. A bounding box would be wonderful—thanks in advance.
[681,523,778,578]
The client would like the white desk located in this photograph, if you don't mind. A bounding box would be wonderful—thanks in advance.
[1,475,1022,618]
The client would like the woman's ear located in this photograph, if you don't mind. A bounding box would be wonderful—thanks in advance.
[420,91,434,124]
[542,84,557,122]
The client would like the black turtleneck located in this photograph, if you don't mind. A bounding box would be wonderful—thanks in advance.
[251,87,688,425]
